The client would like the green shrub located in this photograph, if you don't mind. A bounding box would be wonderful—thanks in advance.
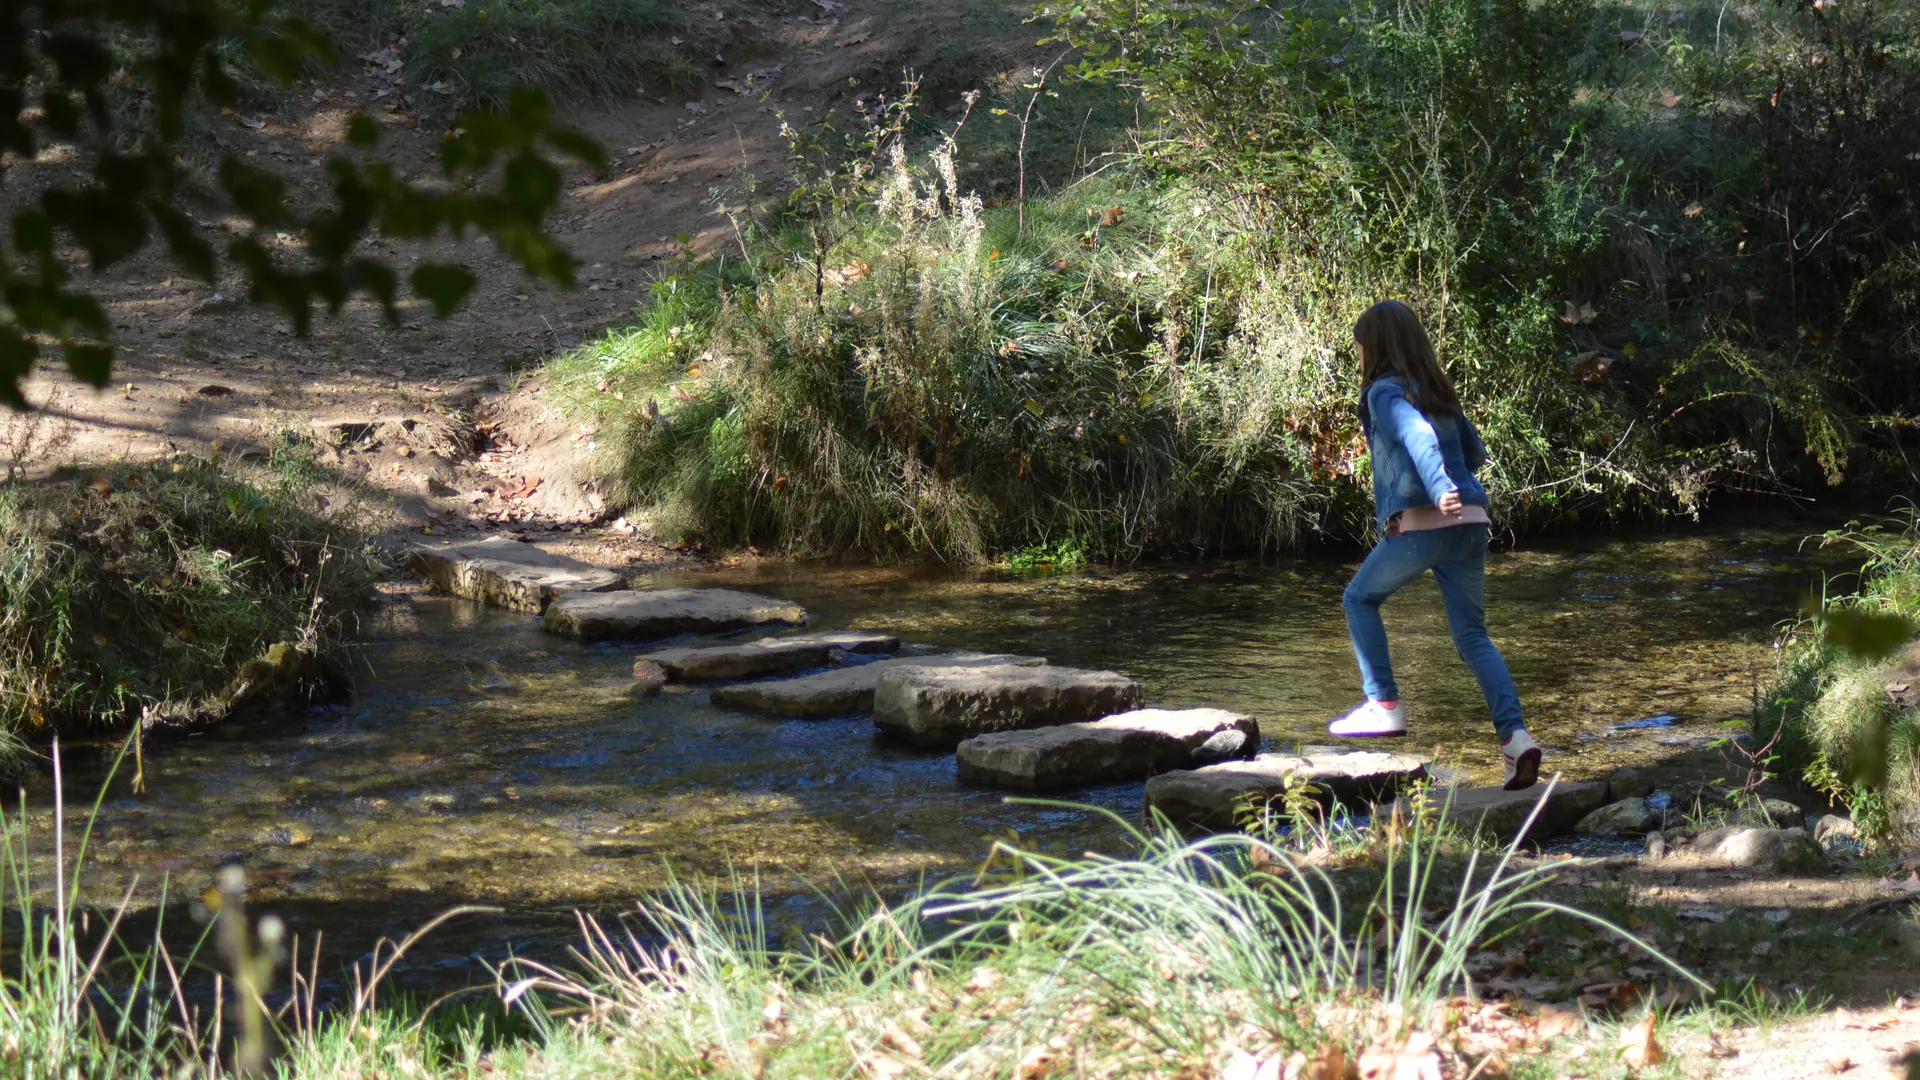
[1760,512,1920,849]
[554,0,1920,562]
[0,450,377,772]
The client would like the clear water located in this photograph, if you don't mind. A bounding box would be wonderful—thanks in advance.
[16,526,1846,990]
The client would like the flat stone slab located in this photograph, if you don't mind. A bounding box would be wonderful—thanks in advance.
[957,708,1258,791]
[639,631,900,681]
[541,589,807,641]
[411,537,625,613]
[1415,781,1610,842]
[873,665,1145,749]
[1144,751,1429,830]
[711,654,1044,718]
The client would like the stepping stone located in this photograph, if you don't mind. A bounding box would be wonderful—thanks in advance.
[411,537,625,613]
[712,654,1044,718]
[541,589,807,641]
[1143,751,1429,830]
[956,708,1258,792]
[1412,780,1609,842]
[872,665,1144,749]
[639,631,901,681]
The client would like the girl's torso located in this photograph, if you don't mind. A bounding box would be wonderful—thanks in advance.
[1361,376,1489,530]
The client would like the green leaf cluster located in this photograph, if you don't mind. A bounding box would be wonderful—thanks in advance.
[2,0,606,405]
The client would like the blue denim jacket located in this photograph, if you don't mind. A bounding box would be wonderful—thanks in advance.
[1360,375,1489,532]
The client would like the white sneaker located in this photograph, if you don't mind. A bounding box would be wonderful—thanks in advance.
[1502,729,1542,791]
[1328,700,1408,738]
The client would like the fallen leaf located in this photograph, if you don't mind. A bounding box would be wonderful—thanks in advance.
[1302,1043,1357,1080]
[1358,1032,1442,1080]
[1620,1012,1664,1069]
[1535,1003,1585,1039]
[1016,1045,1055,1080]
[505,476,542,500]
[1570,350,1612,383]
[90,473,115,496]
[1559,300,1598,325]
[1661,90,1682,107]
[880,1024,923,1061]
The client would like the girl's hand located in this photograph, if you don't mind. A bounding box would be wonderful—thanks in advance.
[1437,491,1463,515]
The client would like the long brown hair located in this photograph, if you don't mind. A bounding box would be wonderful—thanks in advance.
[1354,300,1462,416]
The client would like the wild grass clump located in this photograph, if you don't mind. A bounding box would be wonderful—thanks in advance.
[1761,511,1920,850]
[557,0,1920,562]
[2,771,1715,1079]
[0,447,376,773]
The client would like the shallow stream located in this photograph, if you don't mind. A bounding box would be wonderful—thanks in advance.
[19,526,1854,991]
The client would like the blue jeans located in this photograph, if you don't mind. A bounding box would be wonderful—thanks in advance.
[1341,523,1525,738]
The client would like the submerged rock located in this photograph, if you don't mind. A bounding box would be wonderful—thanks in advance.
[631,659,668,696]
[1142,750,1429,830]
[639,631,899,681]
[955,708,1259,791]
[1414,781,1609,843]
[1605,766,1649,802]
[1812,813,1857,850]
[541,589,807,641]
[872,665,1144,749]
[711,653,1045,718]
[411,536,624,613]
[1730,797,1807,830]
[1575,796,1659,837]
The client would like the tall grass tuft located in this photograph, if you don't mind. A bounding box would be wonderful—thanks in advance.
[502,793,1702,1077]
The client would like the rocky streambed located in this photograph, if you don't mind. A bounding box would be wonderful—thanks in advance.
[18,525,1855,993]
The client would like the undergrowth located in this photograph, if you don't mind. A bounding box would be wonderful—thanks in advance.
[553,0,1920,563]
[1760,510,1920,850]
[4,769,1724,1079]
[0,446,377,774]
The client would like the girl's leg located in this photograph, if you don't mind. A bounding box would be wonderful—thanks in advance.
[1428,525,1525,738]
[1342,532,1443,704]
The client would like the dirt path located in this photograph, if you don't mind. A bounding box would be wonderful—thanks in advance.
[2,0,1038,550]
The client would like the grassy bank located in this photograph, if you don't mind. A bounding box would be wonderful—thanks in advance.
[6,778,1743,1080]
[0,447,376,775]
[554,0,1920,562]
[1760,513,1920,850]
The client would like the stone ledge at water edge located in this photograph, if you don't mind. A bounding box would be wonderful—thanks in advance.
[411,536,625,613]
[956,708,1259,792]
[873,665,1145,749]
[711,653,1046,718]
[1143,751,1430,830]
[640,631,900,681]
[1412,781,1609,842]
[541,588,807,641]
